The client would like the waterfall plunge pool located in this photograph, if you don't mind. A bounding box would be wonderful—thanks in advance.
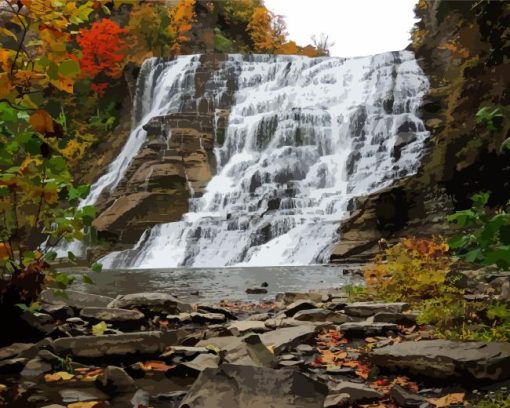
[64,265,364,304]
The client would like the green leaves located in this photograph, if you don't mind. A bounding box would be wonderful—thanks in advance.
[68,184,90,201]
[475,106,504,133]
[91,262,102,273]
[448,192,510,269]
[58,59,81,78]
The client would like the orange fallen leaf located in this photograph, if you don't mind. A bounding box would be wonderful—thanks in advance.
[44,371,74,382]
[365,337,378,343]
[427,392,465,407]
[68,402,107,408]
[141,360,174,372]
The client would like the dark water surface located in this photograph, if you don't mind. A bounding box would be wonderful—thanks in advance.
[66,265,363,304]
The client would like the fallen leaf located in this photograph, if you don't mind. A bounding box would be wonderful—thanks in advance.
[44,371,74,382]
[365,337,378,343]
[92,321,107,336]
[142,361,174,372]
[427,393,465,407]
[0,384,7,392]
[68,401,107,408]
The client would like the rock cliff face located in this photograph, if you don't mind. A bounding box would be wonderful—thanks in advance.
[330,0,510,263]
[90,55,235,248]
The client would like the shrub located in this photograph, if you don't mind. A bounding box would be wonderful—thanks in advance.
[363,237,452,304]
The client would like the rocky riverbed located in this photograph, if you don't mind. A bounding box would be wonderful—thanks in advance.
[1,287,510,407]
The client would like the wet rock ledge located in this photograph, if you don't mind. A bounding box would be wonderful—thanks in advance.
[1,288,509,407]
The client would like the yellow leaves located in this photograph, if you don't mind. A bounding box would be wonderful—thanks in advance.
[50,76,74,94]
[30,110,55,134]
[427,393,465,407]
[68,402,106,408]
[169,0,196,55]
[92,321,107,336]
[438,41,470,59]
[44,371,74,382]
[277,41,298,55]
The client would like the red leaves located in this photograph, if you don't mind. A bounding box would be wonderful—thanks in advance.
[90,82,108,96]
[77,19,127,81]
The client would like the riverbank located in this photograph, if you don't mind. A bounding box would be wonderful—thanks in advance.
[1,286,509,407]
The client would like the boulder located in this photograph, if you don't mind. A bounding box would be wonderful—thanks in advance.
[284,300,317,317]
[243,334,277,368]
[40,290,113,310]
[228,321,269,336]
[108,292,192,314]
[97,365,137,394]
[328,381,382,405]
[0,343,34,361]
[293,309,348,324]
[190,312,226,324]
[0,358,27,374]
[324,393,350,407]
[20,357,52,379]
[181,353,220,372]
[178,364,328,407]
[59,388,109,404]
[51,331,178,359]
[246,288,268,294]
[197,305,237,320]
[370,340,510,381]
[372,312,417,325]
[80,307,145,327]
[260,325,318,355]
[344,302,409,317]
[275,292,324,305]
[390,385,427,407]
[339,322,398,337]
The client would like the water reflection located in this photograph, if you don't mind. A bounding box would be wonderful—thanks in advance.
[69,265,363,304]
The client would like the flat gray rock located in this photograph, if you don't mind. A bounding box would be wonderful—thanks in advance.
[0,343,34,361]
[370,339,510,381]
[97,365,137,394]
[328,381,382,403]
[340,322,398,337]
[293,309,348,324]
[108,292,192,314]
[178,364,328,408]
[80,307,145,323]
[344,302,409,317]
[228,320,269,335]
[40,290,113,310]
[284,300,318,317]
[51,331,178,359]
[260,324,318,354]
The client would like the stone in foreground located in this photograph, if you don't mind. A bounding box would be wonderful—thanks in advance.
[339,322,398,337]
[260,325,318,355]
[344,302,409,317]
[108,292,192,314]
[328,381,383,405]
[40,290,114,310]
[51,331,178,359]
[178,364,328,407]
[370,340,510,381]
[80,307,145,325]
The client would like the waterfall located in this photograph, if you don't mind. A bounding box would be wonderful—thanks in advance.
[53,55,200,257]
[100,51,430,268]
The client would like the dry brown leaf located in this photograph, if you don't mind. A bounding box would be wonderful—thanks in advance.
[67,402,107,408]
[365,337,378,343]
[427,392,465,407]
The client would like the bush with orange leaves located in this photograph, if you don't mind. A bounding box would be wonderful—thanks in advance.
[363,237,453,304]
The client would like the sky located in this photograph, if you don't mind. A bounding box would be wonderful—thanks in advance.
[264,0,419,58]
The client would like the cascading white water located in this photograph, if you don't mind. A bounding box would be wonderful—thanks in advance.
[53,55,200,257]
[101,51,430,268]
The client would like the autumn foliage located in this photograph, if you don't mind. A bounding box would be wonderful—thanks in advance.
[77,18,128,80]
